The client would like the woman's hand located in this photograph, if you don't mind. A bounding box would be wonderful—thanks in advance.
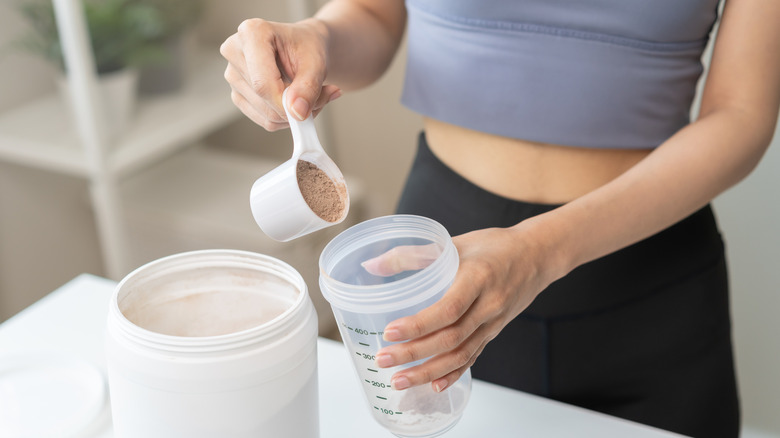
[372,224,558,393]
[220,17,342,131]
[219,1,405,131]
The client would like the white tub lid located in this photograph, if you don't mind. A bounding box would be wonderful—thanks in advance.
[0,353,106,438]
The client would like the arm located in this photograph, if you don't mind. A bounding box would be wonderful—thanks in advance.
[315,0,407,90]
[375,0,780,393]
[219,0,406,130]
[550,0,780,272]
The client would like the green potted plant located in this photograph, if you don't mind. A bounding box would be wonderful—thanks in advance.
[15,0,167,74]
[134,0,205,94]
[13,0,170,135]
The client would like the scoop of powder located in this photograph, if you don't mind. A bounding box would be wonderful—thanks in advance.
[296,160,346,222]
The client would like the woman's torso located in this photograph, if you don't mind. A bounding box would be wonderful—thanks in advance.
[404,0,721,203]
[424,118,651,204]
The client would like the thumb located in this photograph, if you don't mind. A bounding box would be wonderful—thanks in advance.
[361,244,443,277]
[285,70,325,121]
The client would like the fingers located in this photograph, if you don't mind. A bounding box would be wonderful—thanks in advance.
[220,18,342,131]
[290,84,342,121]
[225,64,288,130]
[379,299,496,392]
[382,269,479,344]
[378,287,506,391]
[426,338,489,392]
[387,328,491,392]
[374,228,535,391]
[284,53,327,120]
[374,272,484,390]
[313,84,342,113]
[375,310,480,370]
[370,227,545,394]
[362,243,443,277]
[229,86,288,131]
[236,18,286,108]
[221,26,286,131]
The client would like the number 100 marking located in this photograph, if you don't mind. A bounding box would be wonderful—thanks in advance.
[374,406,403,416]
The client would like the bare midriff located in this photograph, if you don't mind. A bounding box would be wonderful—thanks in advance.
[424,117,653,204]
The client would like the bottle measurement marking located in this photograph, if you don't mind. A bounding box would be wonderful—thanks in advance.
[342,323,382,336]
[365,379,389,388]
[356,352,376,361]
[374,406,403,415]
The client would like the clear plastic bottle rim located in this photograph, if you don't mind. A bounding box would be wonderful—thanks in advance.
[318,215,458,313]
[109,249,311,354]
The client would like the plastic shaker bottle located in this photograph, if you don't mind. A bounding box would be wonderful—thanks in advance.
[319,215,472,438]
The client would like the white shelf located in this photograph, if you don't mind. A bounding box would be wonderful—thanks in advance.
[0,0,254,279]
[0,49,240,179]
[119,144,365,336]
[121,144,365,250]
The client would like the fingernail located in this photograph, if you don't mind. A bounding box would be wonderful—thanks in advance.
[376,353,394,368]
[360,258,379,273]
[383,328,402,342]
[291,97,309,121]
[361,257,393,277]
[392,375,410,391]
[433,378,448,393]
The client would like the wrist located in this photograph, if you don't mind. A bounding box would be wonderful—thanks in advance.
[301,16,331,46]
[509,211,577,290]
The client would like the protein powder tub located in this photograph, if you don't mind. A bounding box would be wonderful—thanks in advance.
[105,250,319,438]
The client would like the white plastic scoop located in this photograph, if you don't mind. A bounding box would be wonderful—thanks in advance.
[250,88,349,241]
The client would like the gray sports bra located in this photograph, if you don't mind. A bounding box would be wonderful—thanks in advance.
[400,0,721,149]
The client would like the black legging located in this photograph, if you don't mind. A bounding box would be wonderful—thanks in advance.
[395,132,740,438]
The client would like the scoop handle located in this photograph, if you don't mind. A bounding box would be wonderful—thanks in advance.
[283,88,324,157]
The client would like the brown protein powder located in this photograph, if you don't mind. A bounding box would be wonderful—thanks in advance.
[296,160,346,222]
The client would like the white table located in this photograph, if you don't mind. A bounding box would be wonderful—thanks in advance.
[0,274,685,437]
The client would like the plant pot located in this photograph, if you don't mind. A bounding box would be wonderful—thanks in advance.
[58,68,140,140]
[138,33,194,95]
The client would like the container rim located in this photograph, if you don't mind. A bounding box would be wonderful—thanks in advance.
[109,249,308,352]
[318,215,458,313]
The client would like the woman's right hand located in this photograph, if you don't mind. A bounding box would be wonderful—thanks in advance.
[220,17,342,131]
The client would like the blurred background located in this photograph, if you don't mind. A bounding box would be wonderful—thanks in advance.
[0,0,776,436]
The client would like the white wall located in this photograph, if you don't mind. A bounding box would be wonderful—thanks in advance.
[715,128,780,435]
[0,0,418,324]
[0,1,105,322]
[0,0,777,435]
[694,9,780,434]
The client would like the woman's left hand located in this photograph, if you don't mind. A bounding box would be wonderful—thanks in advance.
[370,224,557,393]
